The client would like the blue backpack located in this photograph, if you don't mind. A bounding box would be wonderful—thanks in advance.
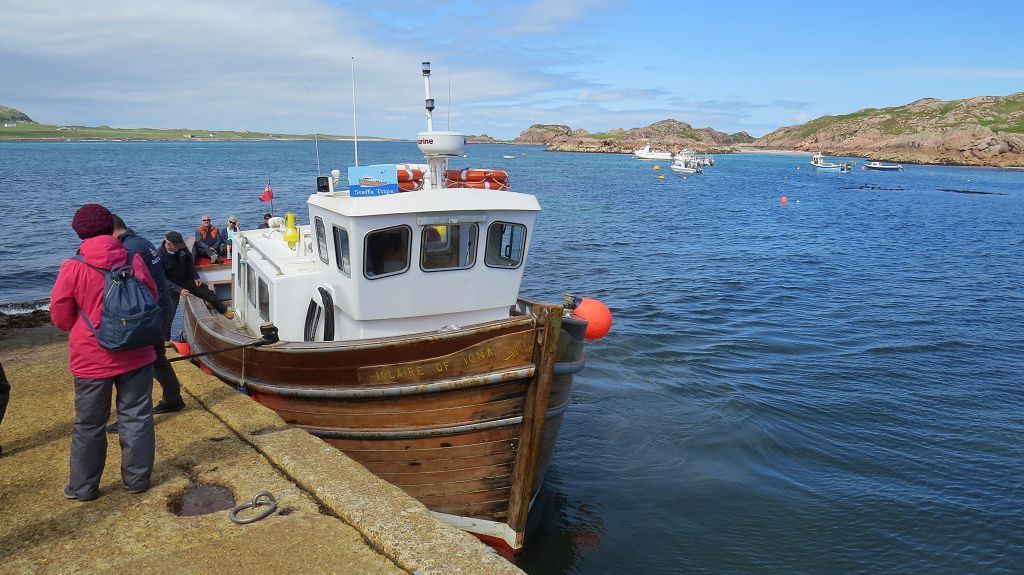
[73,253,164,351]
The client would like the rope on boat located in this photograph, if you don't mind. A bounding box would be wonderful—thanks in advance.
[228,491,277,524]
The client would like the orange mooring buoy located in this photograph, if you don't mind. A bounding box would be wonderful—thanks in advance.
[780,195,788,204]
[574,298,613,340]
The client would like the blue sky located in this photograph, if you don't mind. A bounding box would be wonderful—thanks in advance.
[2,0,1022,139]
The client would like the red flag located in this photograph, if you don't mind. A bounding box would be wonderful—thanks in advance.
[260,183,273,202]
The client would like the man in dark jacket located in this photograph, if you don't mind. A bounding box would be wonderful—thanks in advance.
[111,214,186,416]
[159,231,233,328]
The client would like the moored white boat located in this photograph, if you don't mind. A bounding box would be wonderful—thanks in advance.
[670,156,703,174]
[633,144,673,160]
[811,152,854,173]
[179,62,611,555]
[864,161,903,171]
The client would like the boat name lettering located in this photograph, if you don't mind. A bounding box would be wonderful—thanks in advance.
[417,138,434,145]
[372,346,498,383]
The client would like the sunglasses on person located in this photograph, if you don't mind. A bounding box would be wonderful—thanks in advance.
[202,218,211,222]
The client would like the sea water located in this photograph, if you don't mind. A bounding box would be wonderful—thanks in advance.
[1,141,1022,574]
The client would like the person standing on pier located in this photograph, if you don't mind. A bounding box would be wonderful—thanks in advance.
[0,361,8,457]
[108,214,186,424]
[50,204,158,500]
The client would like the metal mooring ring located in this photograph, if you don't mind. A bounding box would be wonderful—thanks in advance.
[228,491,278,525]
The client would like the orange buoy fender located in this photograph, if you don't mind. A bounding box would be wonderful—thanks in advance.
[397,169,424,182]
[574,298,612,340]
[445,169,509,182]
[172,340,191,356]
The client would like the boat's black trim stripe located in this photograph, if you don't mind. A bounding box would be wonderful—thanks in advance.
[553,355,586,375]
[244,365,536,399]
[302,399,571,440]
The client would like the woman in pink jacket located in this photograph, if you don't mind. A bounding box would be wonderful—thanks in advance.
[50,204,159,500]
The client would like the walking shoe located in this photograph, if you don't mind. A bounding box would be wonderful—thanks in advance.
[153,400,186,414]
[64,486,98,501]
[124,483,149,494]
[106,421,119,434]
[223,310,235,320]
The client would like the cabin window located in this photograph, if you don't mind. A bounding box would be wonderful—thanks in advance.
[420,223,478,271]
[364,225,411,279]
[484,222,527,269]
[333,225,351,277]
[246,264,256,306]
[314,217,329,264]
[257,276,270,320]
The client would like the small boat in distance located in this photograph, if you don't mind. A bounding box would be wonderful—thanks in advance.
[502,155,515,159]
[633,144,673,160]
[670,155,703,174]
[864,161,903,171]
[811,152,854,173]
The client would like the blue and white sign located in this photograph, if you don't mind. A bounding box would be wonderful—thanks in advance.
[348,164,400,197]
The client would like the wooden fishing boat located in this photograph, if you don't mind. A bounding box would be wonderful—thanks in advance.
[180,62,609,555]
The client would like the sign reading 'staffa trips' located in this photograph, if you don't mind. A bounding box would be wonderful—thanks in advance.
[358,330,534,385]
[348,164,400,197]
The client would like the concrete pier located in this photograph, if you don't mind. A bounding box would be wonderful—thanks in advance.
[0,326,524,575]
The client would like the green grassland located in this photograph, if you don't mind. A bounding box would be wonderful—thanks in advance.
[0,121,383,142]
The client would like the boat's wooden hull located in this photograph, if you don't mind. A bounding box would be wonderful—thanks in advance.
[181,295,587,553]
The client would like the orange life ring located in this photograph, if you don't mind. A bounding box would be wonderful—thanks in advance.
[397,169,424,182]
[398,180,423,191]
[445,169,509,182]
[446,179,509,190]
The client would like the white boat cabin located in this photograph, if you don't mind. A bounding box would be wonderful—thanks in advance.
[229,166,539,342]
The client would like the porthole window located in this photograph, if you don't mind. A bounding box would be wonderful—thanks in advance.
[421,223,478,271]
[314,217,329,264]
[484,222,527,269]
[257,276,270,320]
[364,226,411,279]
[333,225,351,277]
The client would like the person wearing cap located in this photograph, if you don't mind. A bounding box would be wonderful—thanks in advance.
[107,214,185,426]
[194,215,223,263]
[257,213,272,229]
[49,203,159,500]
[159,231,234,335]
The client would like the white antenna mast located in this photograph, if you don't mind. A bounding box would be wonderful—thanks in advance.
[423,61,434,131]
[351,57,359,167]
[447,72,452,131]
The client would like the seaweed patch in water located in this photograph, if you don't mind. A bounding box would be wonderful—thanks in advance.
[842,183,906,191]
[937,188,1004,195]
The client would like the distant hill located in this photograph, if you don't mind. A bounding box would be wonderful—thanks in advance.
[512,120,754,153]
[750,93,1024,167]
[0,105,385,142]
[0,105,33,123]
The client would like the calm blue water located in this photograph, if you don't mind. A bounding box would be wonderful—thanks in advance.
[2,142,1022,574]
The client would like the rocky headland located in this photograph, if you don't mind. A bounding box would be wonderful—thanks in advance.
[749,93,1024,167]
[510,120,754,154]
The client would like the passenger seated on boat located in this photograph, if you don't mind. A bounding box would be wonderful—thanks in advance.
[194,215,224,263]
[365,227,410,278]
[257,213,271,229]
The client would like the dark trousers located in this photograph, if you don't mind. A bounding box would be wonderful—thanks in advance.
[69,364,155,498]
[169,283,227,333]
[152,339,183,405]
[0,361,9,429]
